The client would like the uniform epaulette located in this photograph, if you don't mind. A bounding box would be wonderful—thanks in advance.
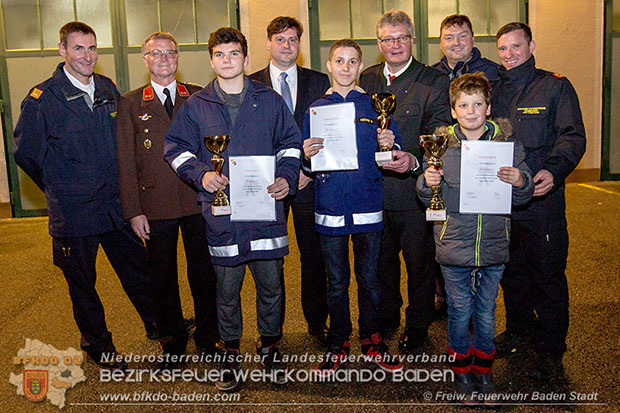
[30,88,43,99]
[183,82,203,89]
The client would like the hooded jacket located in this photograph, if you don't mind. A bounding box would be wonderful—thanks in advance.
[432,47,500,81]
[416,119,534,267]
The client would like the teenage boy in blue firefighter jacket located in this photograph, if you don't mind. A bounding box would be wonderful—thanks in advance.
[303,39,410,376]
[164,27,301,392]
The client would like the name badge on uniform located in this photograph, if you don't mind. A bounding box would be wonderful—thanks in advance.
[516,106,547,115]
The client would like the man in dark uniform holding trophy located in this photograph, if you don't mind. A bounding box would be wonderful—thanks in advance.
[359,9,451,353]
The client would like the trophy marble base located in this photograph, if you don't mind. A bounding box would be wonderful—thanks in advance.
[375,151,393,166]
[212,205,232,216]
[426,208,446,221]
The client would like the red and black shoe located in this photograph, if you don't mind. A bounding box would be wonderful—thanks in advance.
[316,341,350,377]
[361,332,403,373]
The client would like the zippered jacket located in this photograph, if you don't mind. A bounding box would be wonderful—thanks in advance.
[416,119,534,267]
[491,56,586,227]
[164,78,301,266]
[302,89,401,236]
[13,63,123,237]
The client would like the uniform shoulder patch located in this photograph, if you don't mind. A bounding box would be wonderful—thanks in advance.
[30,88,43,99]
[553,73,564,79]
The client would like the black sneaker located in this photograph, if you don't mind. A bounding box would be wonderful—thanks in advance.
[308,324,329,348]
[434,300,448,321]
[84,345,128,371]
[257,344,288,385]
[197,340,226,358]
[144,321,159,340]
[398,327,427,353]
[528,355,564,382]
[493,330,530,358]
[316,342,350,378]
[361,333,403,373]
[216,349,242,392]
[184,318,196,332]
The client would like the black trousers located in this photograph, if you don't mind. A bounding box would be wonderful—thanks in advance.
[52,225,155,352]
[502,219,569,358]
[283,189,328,330]
[378,207,438,331]
[146,214,219,354]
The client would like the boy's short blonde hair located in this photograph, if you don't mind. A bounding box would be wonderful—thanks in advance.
[449,72,492,108]
[328,39,362,61]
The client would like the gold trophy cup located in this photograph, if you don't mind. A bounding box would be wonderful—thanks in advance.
[371,92,396,166]
[204,135,232,216]
[419,133,449,221]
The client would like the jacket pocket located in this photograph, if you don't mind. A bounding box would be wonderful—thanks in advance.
[516,114,548,150]
[398,103,420,118]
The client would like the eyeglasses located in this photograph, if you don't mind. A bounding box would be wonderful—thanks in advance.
[378,35,412,45]
[144,49,179,59]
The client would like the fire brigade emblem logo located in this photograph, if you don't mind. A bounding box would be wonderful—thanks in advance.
[23,370,48,402]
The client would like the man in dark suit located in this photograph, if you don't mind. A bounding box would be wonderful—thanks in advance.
[116,32,220,369]
[359,10,451,353]
[249,16,330,346]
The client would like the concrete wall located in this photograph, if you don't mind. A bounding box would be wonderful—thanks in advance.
[529,0,604,180]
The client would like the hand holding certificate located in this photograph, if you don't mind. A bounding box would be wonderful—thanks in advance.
[459,141,515,214]
[308,102,358,172]
[229,156,276,221]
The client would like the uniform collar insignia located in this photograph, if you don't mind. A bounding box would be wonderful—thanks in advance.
[177,84,189,97]
[143,86,154,101]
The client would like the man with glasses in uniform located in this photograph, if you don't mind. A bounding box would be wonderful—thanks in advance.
[116,32,221,370]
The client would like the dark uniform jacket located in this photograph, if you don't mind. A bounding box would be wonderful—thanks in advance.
[116,82,202,221]
[164,78,301,266]
[491,56,586,226]
[249,65,330,204]
[432,47,500,81]
[359,59,451,211]
[13,62,123,237]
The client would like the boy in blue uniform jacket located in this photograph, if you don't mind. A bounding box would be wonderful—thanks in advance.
[303,39,408,376]
[416,73,533,405]
[164,27,301,392]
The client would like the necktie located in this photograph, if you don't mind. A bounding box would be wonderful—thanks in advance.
[387,74,396,86]
[163,88,174,119]
[280,72,294,114]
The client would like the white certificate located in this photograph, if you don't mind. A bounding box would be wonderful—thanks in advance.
[309,102,359,172]
[229,156,276,221]
[459,141,515,214]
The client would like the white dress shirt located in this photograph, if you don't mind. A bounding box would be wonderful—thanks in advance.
[268,62,298,112]
[151,79,177,106]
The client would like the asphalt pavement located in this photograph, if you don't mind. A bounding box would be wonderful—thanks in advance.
[1,181,618,412]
